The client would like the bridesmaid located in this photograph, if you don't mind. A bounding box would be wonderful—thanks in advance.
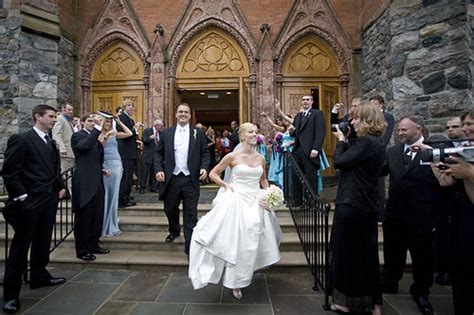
[98,113,133,236]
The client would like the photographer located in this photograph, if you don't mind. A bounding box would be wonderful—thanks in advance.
[329,104,386,314]
[430,111,474,315]
[330,98,360,144]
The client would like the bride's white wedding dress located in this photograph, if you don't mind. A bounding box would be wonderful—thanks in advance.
[189,164,282,290]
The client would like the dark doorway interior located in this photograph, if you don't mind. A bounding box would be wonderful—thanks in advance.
[180,89,239,132]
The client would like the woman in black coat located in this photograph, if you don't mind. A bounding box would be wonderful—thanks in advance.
[329,104,387,314]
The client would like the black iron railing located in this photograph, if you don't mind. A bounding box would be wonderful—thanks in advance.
[283,153,331,309]
[2,167,75,282]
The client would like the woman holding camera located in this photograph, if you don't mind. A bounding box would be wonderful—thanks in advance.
[329,104,387,314]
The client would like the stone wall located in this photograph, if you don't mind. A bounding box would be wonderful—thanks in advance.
[57,36,75,105]
[0,8,21,154]
[362,0,472,135]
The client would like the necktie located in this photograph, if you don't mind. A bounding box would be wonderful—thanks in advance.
[154,131,159,146]
[403,147,411,168]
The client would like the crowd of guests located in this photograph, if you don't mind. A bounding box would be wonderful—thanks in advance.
[1,96,473,314]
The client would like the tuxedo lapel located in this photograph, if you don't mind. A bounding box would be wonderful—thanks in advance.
[28,129,55,175]
[188,127,196,163]
[299,109,312,131]
[404,150,421,174]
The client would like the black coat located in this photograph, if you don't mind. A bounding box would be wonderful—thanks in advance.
[333,135,385,212]
[292,108,326,164]
[117,112,137,159]
[141,127,159,164]
[153,126,210,200]
[71,129,104,210]
[2,129,63,226]
[382,111,395,147]
[383,143,441,226]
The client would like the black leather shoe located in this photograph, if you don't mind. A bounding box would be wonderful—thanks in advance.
[91,244,110,254]
[77,252,96,261]
[413,296,434,315]
[121,201,137,208]
[139,188,145,194]
[165,234,179,243]
[434,272,451,286]
[3,299,20,313]
[30,277,66,289]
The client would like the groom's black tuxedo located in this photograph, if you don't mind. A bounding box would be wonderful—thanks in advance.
[154,125,210,254]
[2,129,63,300]
[291,108,326,195]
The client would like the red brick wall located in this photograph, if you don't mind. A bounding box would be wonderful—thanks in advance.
[74,0,369,51]
[360,0,389,30]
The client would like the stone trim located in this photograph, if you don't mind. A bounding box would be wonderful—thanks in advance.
[167,18,257,77]
[274,25,350,75]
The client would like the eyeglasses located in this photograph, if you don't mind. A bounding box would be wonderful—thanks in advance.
[445,125,461,129]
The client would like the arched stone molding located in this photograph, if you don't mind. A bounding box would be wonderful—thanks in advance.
[76,0,150,113]
[275,26,350,76]
[167,18,257,77]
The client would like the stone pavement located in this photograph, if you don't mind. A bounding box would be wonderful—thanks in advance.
[0,267,454,315]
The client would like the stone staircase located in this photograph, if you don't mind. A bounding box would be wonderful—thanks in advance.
[0,186,410,272]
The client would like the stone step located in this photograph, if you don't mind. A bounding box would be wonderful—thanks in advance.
[40,231,305,252]
[45,247,311,273]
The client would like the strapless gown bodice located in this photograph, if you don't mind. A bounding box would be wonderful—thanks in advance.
[189,164,282,290]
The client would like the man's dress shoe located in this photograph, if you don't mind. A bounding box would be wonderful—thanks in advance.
[434,272,451,286]
[92,244,110,254]
[413,296,434,315]
[3,299,20,313]
[165,234,179,243]
[119,201,137,208]
[77,252,96,261]
[29,277,66,289]
[139,188,145,194]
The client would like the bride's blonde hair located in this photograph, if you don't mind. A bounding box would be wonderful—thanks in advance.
[238,122,255,142]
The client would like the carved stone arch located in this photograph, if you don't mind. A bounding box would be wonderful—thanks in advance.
[275,26,350,75]
[168,18,257,78]
[82,31,149,81]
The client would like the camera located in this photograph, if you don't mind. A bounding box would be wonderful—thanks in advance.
[331,121,351,134]
[419,146,474,163]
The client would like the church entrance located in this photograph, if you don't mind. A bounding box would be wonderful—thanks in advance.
[180,89,238,132]
[171,28,250,128]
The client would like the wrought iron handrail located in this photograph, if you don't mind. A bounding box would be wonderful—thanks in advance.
[283,153,331,310]
[2,167,75,282]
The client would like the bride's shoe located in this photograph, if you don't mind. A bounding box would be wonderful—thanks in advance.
[232,289,243,300]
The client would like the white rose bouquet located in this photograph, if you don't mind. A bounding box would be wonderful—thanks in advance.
[259,185,284,211]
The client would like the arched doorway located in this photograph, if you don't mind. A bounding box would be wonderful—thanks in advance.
[279,35,340,176]
[91,42,145,128]
[173,28,250,129]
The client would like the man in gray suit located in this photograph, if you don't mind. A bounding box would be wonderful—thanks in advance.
[52,103,75,193]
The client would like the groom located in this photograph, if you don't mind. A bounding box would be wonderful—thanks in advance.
[154,103,210,255]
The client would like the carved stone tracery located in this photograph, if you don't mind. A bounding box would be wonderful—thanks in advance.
[169,19,256,77]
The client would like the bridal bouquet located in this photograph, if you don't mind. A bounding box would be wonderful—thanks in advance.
[259,185,284,211]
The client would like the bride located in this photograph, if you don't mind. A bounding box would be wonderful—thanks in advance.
[188,122,282,299]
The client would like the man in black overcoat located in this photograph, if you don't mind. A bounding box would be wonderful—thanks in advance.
[2,105,66,313]
[139,119,164,194]
[154,103,210,255]
[71,113,110,261]
[117,101,141,207]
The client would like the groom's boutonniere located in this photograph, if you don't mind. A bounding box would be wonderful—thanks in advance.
[193,129,197,139]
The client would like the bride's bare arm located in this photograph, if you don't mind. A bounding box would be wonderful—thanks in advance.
[260,156,269,189]
[209,153,234,190]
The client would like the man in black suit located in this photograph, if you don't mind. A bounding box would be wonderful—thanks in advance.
[291,94,326,195]
[117,101,141,207]
[381,115,440,315]
[71,113,110,261]
[154,103,210,255]
[2,104,66,313]
[229,120,239,149]
[330,98,360,144]
[139,119,164,194]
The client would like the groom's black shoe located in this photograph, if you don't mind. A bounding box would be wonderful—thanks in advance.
[165,234,179,243]
[3,298,20,313]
